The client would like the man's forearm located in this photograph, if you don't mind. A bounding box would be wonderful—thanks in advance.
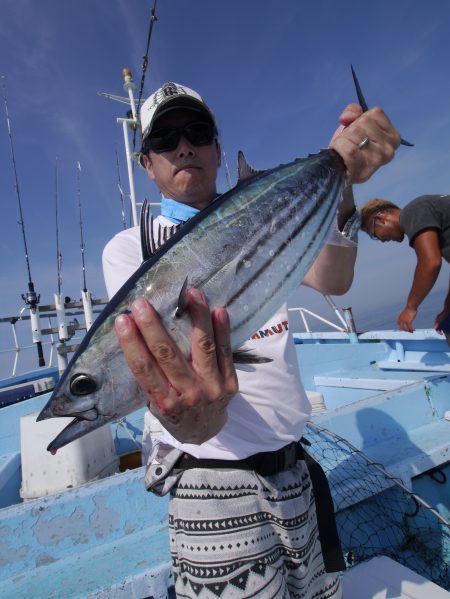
[303,244,357,295]
[406,260,441,310]
[442,280,450,311]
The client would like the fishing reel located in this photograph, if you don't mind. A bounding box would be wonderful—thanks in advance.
[21,289,40,310]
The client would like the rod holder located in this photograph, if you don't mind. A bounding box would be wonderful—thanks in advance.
[343,307,359,343]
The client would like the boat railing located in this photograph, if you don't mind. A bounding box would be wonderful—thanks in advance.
[1,291,355,379]
[289,294,355,335]
[288,307,347,333]
[0,297,108,379]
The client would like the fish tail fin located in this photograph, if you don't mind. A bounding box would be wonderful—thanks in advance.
[351,64,369,112]
[350,65,414,147]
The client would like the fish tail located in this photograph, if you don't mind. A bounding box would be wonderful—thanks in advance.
[350,65,413,147]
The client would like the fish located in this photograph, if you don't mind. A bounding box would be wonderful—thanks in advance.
[37,148,346,451]
[37,68,412,451]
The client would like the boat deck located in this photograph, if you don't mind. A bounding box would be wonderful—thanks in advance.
[295,332,450,519]
[0,331,448,597]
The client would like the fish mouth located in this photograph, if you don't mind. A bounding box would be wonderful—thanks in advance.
[45,418,85,452]
[37,388,99,422]
[37,403,99,422]
[46,412,109,452]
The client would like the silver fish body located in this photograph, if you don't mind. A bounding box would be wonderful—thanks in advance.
[37,149,345,450]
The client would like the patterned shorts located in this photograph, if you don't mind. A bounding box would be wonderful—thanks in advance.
[168,461,342,599]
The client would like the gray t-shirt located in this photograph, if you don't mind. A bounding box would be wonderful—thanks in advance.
[400,195,450,262]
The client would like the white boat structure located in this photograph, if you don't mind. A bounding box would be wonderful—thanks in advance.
[0,68,448,599]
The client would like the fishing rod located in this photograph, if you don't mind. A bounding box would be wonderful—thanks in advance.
[76,162,94,331]
[133,0,158,151]
[1,75,45,367]
[98,1,159,228]
[126,0,159,224]
[115,148,127,229]
[55,157,63,297]
[76,161,87,291]
[53,156,71,369]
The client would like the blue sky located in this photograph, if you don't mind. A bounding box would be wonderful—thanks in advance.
[1,0,450,375]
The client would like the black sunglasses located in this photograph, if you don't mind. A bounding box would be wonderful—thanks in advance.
[143,121,216,154]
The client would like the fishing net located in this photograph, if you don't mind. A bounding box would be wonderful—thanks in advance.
[304,421,450,590]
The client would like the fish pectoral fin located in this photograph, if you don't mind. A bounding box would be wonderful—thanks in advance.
[237,150,266,183]
[232,349,273,364]
[350,65,413,147]
[175,276,189,318]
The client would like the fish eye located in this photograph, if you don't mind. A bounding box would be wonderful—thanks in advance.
[70,373,97,396]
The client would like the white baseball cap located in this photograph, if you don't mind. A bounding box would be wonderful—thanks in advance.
[140,81,217,144]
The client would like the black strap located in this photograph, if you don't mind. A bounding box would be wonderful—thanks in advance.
[176,441,301,476]
[175,440,346,573]
[302,449,346,572]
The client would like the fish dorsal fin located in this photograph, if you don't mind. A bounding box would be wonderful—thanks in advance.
[237,150,265,183]
[140,199,152,262]
[140,199,181,262]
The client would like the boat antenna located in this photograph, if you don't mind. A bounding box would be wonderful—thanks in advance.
[55,157,63,296]
[115,147,127,229]
[1,75,45,366]
[133,0,158,150]
[76,161,88,291]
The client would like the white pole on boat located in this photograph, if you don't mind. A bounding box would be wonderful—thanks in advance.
[75,161,94,331]
[81,289,94,331]
[47,316,55,367]
[28,306,45,364]
[323,295,348,330]
[54,293,69,372]
[10,319,20,377]
[54,293,69,341]
[123,68,137,121]
[117,68,139,227]
[342,307,359,344]
[119,118,139,227]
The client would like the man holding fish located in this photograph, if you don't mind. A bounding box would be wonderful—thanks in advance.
[102,81,401,598]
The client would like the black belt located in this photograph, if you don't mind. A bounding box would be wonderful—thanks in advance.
[175,439,346,573]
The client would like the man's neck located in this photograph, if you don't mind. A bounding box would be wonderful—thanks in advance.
[161,194,219,224]
[161,198,200,224]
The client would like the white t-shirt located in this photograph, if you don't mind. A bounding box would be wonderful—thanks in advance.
[103,215,311,460]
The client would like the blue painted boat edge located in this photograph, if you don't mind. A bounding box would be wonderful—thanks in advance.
[0,367,59,390]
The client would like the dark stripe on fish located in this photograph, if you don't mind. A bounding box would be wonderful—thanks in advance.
[229,174,342,333]
[227,167,339,309]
